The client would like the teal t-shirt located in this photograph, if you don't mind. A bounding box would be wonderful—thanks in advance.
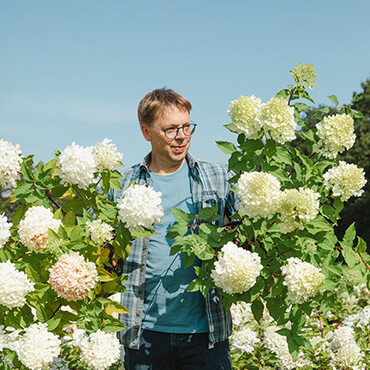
[141,162,208,333]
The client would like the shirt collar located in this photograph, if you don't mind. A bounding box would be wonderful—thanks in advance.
[138,152,199,175]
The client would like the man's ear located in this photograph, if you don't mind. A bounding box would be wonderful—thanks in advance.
[140,124,152,142]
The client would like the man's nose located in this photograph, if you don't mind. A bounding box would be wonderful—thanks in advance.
[175,127,186,139]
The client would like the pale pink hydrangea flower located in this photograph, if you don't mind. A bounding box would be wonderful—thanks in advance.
[18,206,62,253]
[48,251,98,301]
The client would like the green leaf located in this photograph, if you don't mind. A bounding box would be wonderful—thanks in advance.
[239,139,264,153]
[251,299,264,322]
[342,223,356,247]
[166,222,189,239]
[63,210,76,226]
[355,237,367,253]
[327,95,339,106]
[104,300,129,315]
[198,205,220,223]
[352,94,359,103]
[275,89,290,99]
[216,141,237,154]
[293,102,309,112]
[101,172,110,194]
[194,266,207,279]
[172,208,191,224]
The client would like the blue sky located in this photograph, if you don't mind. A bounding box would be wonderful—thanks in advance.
[1,0,369,167]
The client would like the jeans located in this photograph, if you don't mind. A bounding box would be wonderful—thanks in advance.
[124,329,232,370]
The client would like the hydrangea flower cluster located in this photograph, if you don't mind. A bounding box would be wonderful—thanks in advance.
[211,242,263,294]
[79,330,121,370]
[117,184,164,232]
[227,95,263,139]
[278,188,320,233]
[323,161,367,201]
[230,326,259,354]
[18,206,62,253]
[290,63,317,89]
[0,260,35,309]
[332,344,364,369]
[0,213,12,248]
[329,326,364,368]
[93,138,123,171]
[235,171,281,219]
[86,219,114,244]
[16,323,61,370]
[281,258,325,304]
[315,114,355,158]
[260,97,296,144]
[48,251,98,301]
[342,305,370,328]
[329,326,357,352]
[59,142,97,190]
[0,139,23,187]
[264,326,311,369]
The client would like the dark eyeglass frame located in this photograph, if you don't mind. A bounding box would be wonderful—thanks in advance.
[153,122,197,139]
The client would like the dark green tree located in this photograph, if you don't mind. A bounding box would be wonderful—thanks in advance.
[336,79,370,245]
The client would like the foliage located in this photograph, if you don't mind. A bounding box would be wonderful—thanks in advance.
[168,65,370,365]
[0,142,156,369]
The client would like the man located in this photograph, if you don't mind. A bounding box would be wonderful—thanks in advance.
[110,88,238,369]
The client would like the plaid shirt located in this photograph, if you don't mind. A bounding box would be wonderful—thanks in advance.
[108,152,239,350]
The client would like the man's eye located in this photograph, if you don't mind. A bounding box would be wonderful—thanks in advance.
[165,128,176,134]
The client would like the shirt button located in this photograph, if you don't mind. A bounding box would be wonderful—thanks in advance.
[143,246,147,250]
[140,267,144,272]
[136,313,140,317]
[138,290,143,295]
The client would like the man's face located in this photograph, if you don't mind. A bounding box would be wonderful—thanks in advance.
[141,105,191,172]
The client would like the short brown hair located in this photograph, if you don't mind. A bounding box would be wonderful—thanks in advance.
[138,88,192,126]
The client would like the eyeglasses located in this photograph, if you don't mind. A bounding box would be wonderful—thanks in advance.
[153,122,197,139]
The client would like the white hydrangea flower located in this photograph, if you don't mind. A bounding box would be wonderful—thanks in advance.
[231,326,259,353]
[323,161,367,202]
[18,206,62,253]
[0,139,22,187]
[0,260,35,309]
[86,219,114,244]
[79,330,121,370]
[94,138,123,171]
[329,326,357,352]
[228,95,264,139]
[0,325,20,352]
[117,184,164,232]
[343,306,370,328]
[278,187,320,233]
[0,213,12,248]
[260,97,296,144]
[290,63,317,89]
[16,323,61,370]
[281,258,325,304]
[211,242,263,294]
[315,114,355,158]
[332,343,364,369]
[264,326,311,369]
[48,251,98,301]
[230,302,253,327]
[235,171,281,220]
[59,142,97,190]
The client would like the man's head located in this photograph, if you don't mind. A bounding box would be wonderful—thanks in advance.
[138,89,194,174]
[138,88,192,127]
